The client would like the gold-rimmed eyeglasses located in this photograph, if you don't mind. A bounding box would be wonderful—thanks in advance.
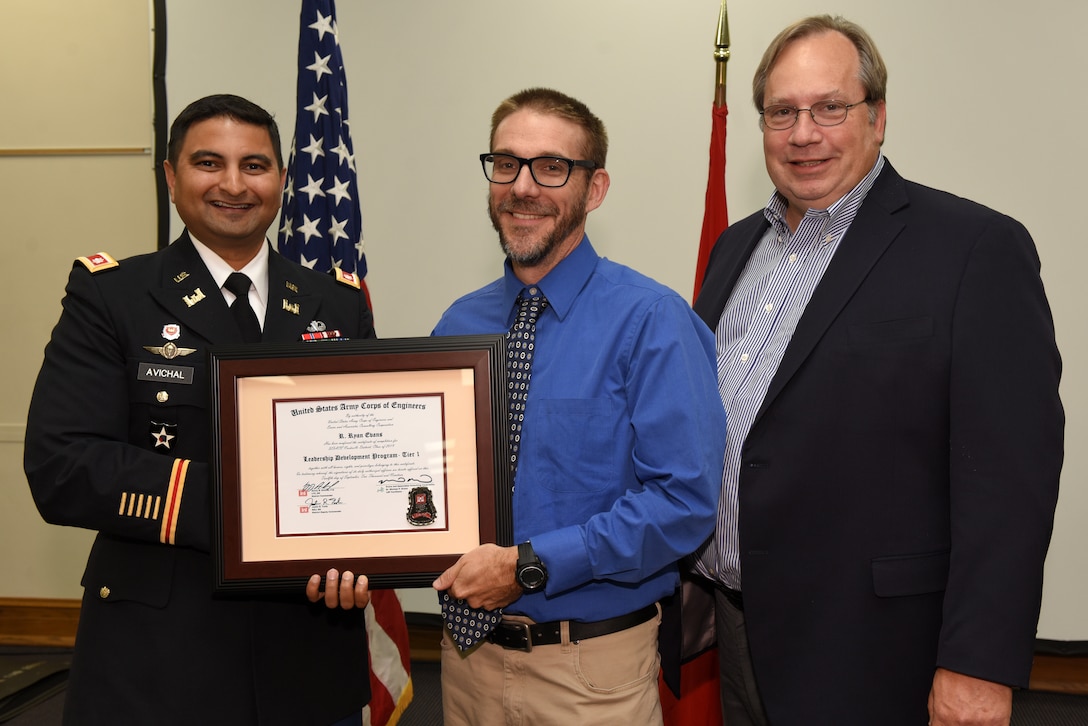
[759,99,870,130]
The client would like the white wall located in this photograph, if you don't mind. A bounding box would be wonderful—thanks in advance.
[0,0,155,599]
[135,0,1088,637]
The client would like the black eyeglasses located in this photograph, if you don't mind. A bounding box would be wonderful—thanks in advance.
[759,99,870,130]
[480,153,598,188]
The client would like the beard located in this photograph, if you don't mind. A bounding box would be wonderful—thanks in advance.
[489,191,587,268]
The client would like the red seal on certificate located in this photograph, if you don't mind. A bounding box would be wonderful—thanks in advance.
[407,487,437,526]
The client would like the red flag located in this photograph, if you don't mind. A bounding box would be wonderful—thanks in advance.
[692,104,729,301]
[661,649,722,724]
[660,575,723,725]
[658,101,731,726]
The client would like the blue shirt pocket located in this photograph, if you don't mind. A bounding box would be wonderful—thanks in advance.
[537,398,615,493]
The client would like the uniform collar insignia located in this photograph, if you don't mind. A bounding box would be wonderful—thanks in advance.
[182,288,206,307]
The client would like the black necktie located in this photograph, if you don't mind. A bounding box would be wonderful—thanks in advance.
[439,289,548,651]
[224,272,261,343]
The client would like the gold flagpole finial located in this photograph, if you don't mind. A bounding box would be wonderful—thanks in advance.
[713,0,731,108]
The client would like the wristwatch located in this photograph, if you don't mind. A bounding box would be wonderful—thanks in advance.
[515,541,548,592]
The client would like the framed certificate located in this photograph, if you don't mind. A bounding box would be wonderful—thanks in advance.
[209,334,512,593]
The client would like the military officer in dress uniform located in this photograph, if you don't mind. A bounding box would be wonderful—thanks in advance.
[25,94,375,726]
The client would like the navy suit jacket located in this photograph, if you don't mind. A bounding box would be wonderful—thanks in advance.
[692,162,1063,725]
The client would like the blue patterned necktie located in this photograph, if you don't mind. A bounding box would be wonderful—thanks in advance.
[505,290,547,482]
[440,289,548,650]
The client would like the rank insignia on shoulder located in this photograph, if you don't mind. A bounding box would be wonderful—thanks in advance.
[333,268,362,289]
[77,252,119,273]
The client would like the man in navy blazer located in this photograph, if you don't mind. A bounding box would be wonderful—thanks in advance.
[689,15,1063,726]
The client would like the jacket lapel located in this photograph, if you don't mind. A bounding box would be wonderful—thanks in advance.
[693,219,769,330]
[756,164,910,420]
[262,248,322,343]
[149,233,237,344]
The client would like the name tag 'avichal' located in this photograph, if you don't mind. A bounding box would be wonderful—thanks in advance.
[137,362,195,385]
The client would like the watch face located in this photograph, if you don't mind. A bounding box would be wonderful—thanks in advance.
[517,542,547,591]
[518,564,546,590]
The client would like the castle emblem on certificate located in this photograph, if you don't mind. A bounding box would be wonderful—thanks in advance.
[407,486,437,526]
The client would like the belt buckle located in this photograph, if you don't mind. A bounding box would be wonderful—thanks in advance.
[494,621,533,652]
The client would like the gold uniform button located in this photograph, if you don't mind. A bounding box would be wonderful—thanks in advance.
[99,586,111,599]
[156,391,169,403]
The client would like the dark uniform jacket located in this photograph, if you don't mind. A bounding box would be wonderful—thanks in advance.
[693,162,1063,725]
[25,233,376,726]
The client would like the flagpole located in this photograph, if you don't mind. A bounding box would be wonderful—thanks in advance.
[691,0,732,301]
[663,10,733,725]
[713,0,730,108]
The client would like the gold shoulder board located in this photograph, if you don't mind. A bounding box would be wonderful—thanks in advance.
[333,268,362,290]
[77,252,120,274]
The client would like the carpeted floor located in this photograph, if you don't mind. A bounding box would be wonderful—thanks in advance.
[3,648,1085,725]
[1010,689,1088,726]
[399,661,441,725]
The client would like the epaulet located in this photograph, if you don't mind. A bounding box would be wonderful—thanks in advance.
[332,268,362,290]
[76,252,120,274]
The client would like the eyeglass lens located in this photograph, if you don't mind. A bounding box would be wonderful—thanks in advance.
[484,154,572,187]
[762,100,856,129]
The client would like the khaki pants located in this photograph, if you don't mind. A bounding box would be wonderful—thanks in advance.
[440,610,663,726]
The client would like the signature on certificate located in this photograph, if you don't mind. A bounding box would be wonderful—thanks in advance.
[300,480,340,492]
[378,473,434,486]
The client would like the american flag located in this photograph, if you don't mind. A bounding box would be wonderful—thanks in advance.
[277,0,367,279]
[279,3,408,724]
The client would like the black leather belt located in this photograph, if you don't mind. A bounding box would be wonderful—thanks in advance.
[488,603,658,652]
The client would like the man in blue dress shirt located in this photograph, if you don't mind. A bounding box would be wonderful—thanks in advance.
[430,87,727,725]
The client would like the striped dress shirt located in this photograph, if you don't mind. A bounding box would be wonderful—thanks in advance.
[693,155,885,590]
